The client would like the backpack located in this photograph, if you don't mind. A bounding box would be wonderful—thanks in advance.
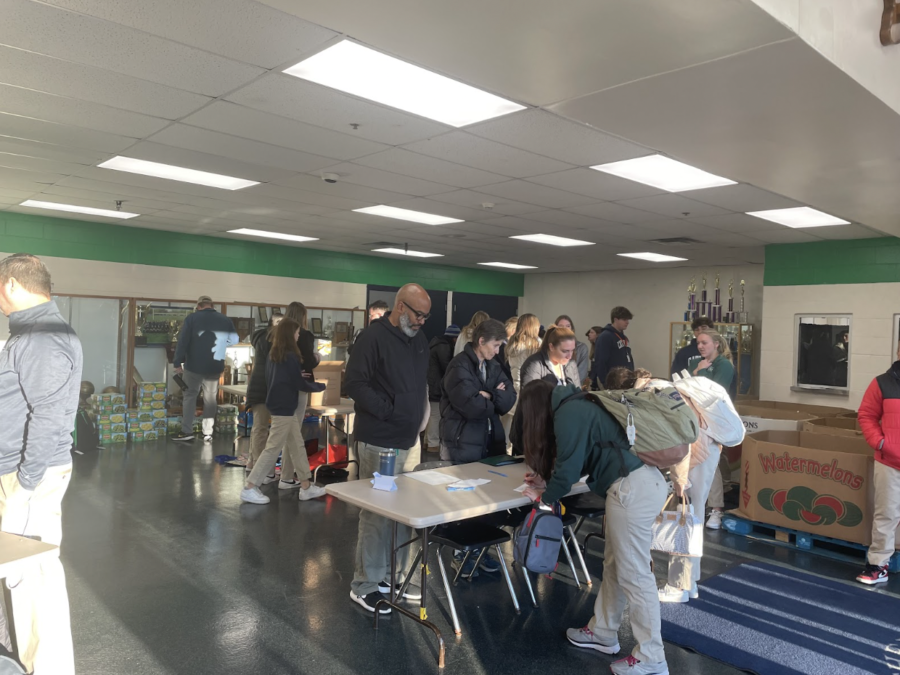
[671,371,745,447]
[587,382,698,468]
[514,506,563,574]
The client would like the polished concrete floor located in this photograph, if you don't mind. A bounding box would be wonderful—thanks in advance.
[13,437,900,674]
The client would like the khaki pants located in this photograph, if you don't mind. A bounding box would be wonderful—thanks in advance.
[248,403,272,469]
[181,369,219,434]
[280,394,309,481]
[247,412,311,487]
[589,465,668,666]
[868,461,900,567]
[0,464,74,675]
[425,402,441,449]
[668,445,721,589]
[351,441,421,596]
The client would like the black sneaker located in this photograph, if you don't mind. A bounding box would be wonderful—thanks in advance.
[856,563,889,585]
[350,590,391,614]
[171,431,194,442]
[377,582,422,600]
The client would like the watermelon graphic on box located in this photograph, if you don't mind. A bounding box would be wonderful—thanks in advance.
[757,486,864,528]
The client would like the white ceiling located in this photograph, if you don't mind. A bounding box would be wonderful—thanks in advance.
[0,0,893,274]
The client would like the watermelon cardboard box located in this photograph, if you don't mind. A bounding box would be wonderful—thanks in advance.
[737,430,874,545]
[737,400,854,418]
[801,417,863,438]
[722,406,818,478]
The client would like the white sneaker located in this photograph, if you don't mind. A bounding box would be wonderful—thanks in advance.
[240,487,270,504]
[706,510,723,530]
[565,625,620,654]
[610,655,669,675]
[658,584,689,603]
[278,480,303,490]
[203,435,213,443]
[298,484,327,501]
[689,581,699,599]
[261,474,278,485]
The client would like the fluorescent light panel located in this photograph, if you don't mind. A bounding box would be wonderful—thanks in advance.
[510,233,595,247]
[478,262,538,269]
[98,156,259,190]
[746,206,850,228]
[372,247,443,258]
[618,252,688,263]
[228,228,318,243]
[284,40,525,127]
[591,154,736,192]
[353,205,463,226]
[20,199,140,220]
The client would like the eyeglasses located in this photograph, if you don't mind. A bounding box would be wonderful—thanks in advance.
[402,300,431,321]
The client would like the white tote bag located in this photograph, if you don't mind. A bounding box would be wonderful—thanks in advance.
[671,371,745,447]
[650,495,704,557]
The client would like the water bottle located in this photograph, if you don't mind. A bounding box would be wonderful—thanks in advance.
[378,449,397,476]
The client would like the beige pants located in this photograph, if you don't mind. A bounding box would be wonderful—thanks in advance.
[868,460,900,567]
[351,441,421,596]
[247,412,312,487]
[248,402,272,469]
[0,464,75,675]
[589,465,668,665]
[280,394,309,482]
[425,402,441,449]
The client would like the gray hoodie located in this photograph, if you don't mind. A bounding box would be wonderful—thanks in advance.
[0,301,83,490]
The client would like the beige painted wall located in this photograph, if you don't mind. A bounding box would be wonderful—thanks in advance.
[760,283,900,410]
[520,264,765,384]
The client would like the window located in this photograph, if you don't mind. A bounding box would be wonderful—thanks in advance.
[795,314,851,393]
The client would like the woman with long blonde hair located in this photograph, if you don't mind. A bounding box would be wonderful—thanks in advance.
[454,310,490,356]
[501,314,542,449]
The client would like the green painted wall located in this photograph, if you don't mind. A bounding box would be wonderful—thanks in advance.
[765,237,900,286]
[0,212,524,296]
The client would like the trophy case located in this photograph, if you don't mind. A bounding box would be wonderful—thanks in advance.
[669,322,754,395]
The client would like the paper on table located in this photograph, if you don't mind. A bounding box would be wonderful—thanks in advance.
[515,475,589,493]
[403,470,459,486]
[447,478,491,490]
[371,472,397,492]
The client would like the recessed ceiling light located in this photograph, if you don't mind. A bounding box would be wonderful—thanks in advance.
[228,228,318,243]
[478,262,538,269]
[353,205,463,226]
[618,252,688,263]
[372,247,443,258]
[19,199,140,220]
[591,155,736,192]
[510,234,595,247]
[746,206,850,228]
[284,40,526,127]
[98,156,259,190]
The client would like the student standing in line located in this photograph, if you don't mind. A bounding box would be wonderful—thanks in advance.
[670,316,715,377]
[691,331,735,530]
[240,318,326,505]
[519,380,669,675]
[856,341,900,585]
[555,315,590,384]
[454,310,489,356]
[520,325,581,388]
[503,314,542,449]
[425,324,460,453]
[346,284,431,613]
[349,300,389,355]
[0,253,82,675]
[590,307,634,390]
[245,312,283,475]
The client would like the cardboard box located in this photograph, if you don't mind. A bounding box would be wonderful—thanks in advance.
[129,431,144,443]
[802,417,864,438]
[152,419,167,430]
[737,405,818,434]
[738,431,874,545]
[150,401,166,410]
[308,361,343,407]
[152,409,167,419]
[738,399,854,418]
[167,417,182,434]
[144,430,159,441]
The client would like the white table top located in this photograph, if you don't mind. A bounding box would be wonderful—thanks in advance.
[326,461,589,528]
[221,384,247,396]
[0,532,59,579]
[307,398,355,416]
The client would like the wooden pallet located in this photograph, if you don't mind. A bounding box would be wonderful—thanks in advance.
[721,512,900,573]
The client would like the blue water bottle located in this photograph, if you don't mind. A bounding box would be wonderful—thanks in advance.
[378,449,397,476]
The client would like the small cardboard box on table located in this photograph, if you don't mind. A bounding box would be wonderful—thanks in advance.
[802,417,863,438]
[309,361,343,407]
[737,430,875,545]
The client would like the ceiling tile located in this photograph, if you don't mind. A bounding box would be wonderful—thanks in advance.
[148,125,337,174]
[40,0,337,68]
[688,212,784,233]
[0,113,137,154]
[0,83,168,138]
[402,131,573,178]
[680,183,801,212]
[805,224,884,240]
[0,137,108,166]
[244,184,370,211]
[0,165,65,190]
[522,209,618,230]
[565,201,660,224]
[268,173,410,204]
[354,148,508,188]
[616,194,732,219]
[0,152,85,176]
[0,188,41,203]
[39,184,185,212]
[54,175,203,206]
[525,167,665,201]
[227,74,452,146]
[427,189,544,217]
[181,102,388,161]
[742,229,822,244]
[474,181,600,209]
[467,110,651,166]
[294,162,454,197]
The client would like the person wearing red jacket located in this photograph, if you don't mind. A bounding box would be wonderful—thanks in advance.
[856,344,900,584]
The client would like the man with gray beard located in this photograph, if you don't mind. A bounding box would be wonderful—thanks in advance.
[345,284,432,613]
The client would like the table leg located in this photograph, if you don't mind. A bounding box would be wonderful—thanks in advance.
[435,546,461,636]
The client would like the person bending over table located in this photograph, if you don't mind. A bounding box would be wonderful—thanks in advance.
[440,318,516,578]
[345,284,432,614]
[520,380,669,675]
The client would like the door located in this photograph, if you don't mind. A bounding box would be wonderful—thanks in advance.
[366,285,448,344]
[451,293,519,329]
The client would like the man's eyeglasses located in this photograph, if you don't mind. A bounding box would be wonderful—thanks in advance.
[402,300,431,322]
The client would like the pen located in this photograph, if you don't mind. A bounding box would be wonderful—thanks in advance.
[487,469,508,478]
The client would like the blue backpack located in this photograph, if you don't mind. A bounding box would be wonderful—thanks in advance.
[514,506,563,574]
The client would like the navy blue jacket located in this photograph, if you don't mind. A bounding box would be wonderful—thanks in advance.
[590,323,633,387]
[671,339,701,378]
[173,308,239,377]
[265,353,325,416]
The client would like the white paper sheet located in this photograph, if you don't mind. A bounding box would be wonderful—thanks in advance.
[447,478,491,490]
[402,470,460,486]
